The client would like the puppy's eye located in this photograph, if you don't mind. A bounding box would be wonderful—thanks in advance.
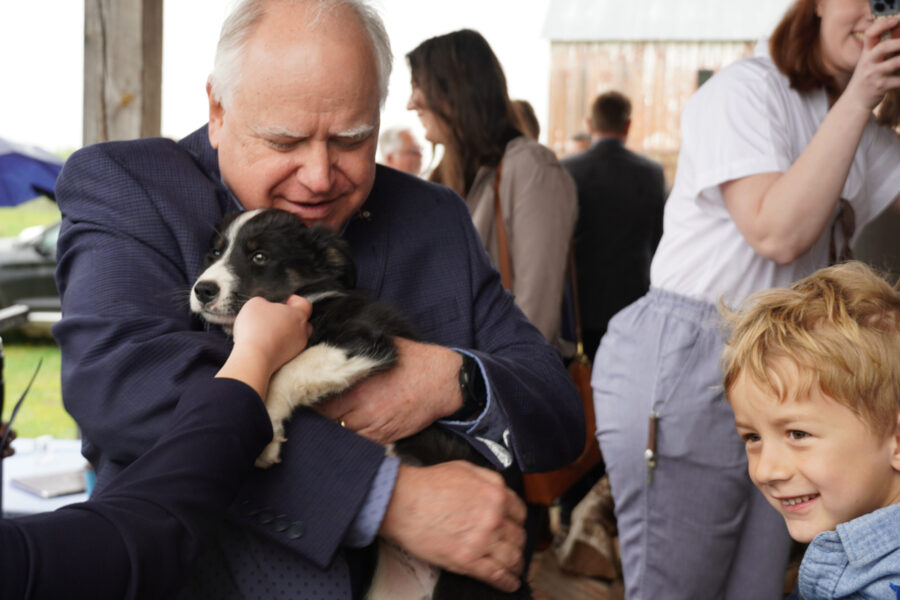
[211,249,222,258]
[251,251,267,266]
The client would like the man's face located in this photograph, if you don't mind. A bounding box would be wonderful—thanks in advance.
[208,2,380,231]
[730,363,900,543]
[386,131,423,175]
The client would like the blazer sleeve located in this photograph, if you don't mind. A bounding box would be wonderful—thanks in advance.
[419,187,585,473]
[53,142,388,569]
[0,378,271,600]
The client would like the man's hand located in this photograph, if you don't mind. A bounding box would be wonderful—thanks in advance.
[1,422,16,459]
[314,338,464,444]
[379,461,527,593]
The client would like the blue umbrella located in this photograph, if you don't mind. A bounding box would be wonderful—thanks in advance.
[0,137,64,206]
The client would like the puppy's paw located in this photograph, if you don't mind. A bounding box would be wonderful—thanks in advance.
[255,439,284,468]
[255,421,287,468]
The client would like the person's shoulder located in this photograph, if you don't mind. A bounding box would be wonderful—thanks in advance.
[503,136,561,168]
[370,165,467,216]
[621,146,665,174]
[696,52,786,104]
[65,131,202,177]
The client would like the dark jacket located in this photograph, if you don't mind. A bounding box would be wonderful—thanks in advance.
[562,138,666,351]
[1,378,271,599]
[51,126,583,585]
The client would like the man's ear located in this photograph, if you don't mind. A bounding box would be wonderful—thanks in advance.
[207,80,224,150]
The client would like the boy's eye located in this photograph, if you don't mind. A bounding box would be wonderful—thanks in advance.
[787,430,810,440]
[741,432,761,444]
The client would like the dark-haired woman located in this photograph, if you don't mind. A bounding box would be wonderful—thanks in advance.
[592,1,900,598]
[407,29,577,349]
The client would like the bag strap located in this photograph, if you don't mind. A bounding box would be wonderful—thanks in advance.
[567,245,589,363]
[493,162,588,363]
[492,162,512,290]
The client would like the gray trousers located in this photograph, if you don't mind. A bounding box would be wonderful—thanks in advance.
[593,289,791,600]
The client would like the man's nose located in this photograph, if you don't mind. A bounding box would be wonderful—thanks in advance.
[295,142,334,194]
[752,442,791,485]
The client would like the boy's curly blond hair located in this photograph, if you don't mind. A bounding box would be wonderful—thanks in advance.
[722,261,900,437]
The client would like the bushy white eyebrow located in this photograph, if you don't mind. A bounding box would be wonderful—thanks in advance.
[254,124,375,140]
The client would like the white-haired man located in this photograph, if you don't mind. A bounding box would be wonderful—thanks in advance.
[379,125,423,175]
[54,0,583,597]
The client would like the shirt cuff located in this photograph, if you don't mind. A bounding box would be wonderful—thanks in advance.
[439,350,514,469]
[342,454,400,547]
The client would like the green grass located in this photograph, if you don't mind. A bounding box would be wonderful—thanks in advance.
[1,200,73,439]
[0,197,60,236]
[1,332,75,439]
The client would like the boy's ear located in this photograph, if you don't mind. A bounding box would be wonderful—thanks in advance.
[891,412,900,472]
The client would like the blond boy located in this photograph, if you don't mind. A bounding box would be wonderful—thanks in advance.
[722,261,900,599]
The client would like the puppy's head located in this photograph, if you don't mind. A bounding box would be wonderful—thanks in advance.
[190,208,355,330]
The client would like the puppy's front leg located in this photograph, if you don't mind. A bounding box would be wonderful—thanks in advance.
[256,343,385,467]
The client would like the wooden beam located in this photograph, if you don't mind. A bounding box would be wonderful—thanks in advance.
[83,0,163,145]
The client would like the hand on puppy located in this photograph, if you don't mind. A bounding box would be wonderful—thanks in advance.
[379,461,527,593]
[314,338,465,444]
[216,295,313,398]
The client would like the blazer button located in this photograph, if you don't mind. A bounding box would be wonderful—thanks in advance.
[257,509,275,525]
[273,515,290,532]
[287,522,305,539]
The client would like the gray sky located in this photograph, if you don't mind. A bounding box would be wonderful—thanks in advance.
[0,0,552,153]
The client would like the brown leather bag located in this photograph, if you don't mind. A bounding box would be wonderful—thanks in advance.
[491,163,603,506]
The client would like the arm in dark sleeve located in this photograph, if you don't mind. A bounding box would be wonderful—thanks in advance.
[432,191,584,473]
[53,141,387,569]
[0,378,271,600]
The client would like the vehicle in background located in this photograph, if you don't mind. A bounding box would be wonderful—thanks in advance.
[0,221,60,336]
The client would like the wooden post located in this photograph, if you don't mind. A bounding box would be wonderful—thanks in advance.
[83,0,163,145]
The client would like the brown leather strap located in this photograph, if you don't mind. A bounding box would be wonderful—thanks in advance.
[567,244,588,360]
[492,162,512,290]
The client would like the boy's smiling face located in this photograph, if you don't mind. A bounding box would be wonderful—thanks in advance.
[730,361,900,543]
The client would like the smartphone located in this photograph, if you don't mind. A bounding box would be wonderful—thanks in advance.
[870,0,900,40]
[871,0,900,17]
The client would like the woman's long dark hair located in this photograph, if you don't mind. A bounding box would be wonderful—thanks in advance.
[770,0,900,129]
[407,29,522,196]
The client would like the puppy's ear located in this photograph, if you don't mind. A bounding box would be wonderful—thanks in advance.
[308,225,356,289]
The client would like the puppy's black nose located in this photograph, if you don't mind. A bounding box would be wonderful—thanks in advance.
[194,281,220,304]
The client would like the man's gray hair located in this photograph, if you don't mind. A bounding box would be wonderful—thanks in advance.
[378,125,411,160]
[209,0,392,109]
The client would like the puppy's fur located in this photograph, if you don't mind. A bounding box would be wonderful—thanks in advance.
[190,208,529,600]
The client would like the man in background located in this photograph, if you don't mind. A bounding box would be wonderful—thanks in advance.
[562,90,667,360]
[378,125,423,175]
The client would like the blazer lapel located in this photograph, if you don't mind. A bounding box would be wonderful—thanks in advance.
[343,166,390,298]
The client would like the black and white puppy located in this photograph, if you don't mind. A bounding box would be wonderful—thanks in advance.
[190,208,528,600]
[190,208,416,467]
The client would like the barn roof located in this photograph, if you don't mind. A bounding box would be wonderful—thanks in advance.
[543,0,795,42]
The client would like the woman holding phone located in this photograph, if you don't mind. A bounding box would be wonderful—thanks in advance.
[593,1,900,597]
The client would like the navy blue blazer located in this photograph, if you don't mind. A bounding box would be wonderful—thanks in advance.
[1,378,271,600]
[53,126,583,570]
